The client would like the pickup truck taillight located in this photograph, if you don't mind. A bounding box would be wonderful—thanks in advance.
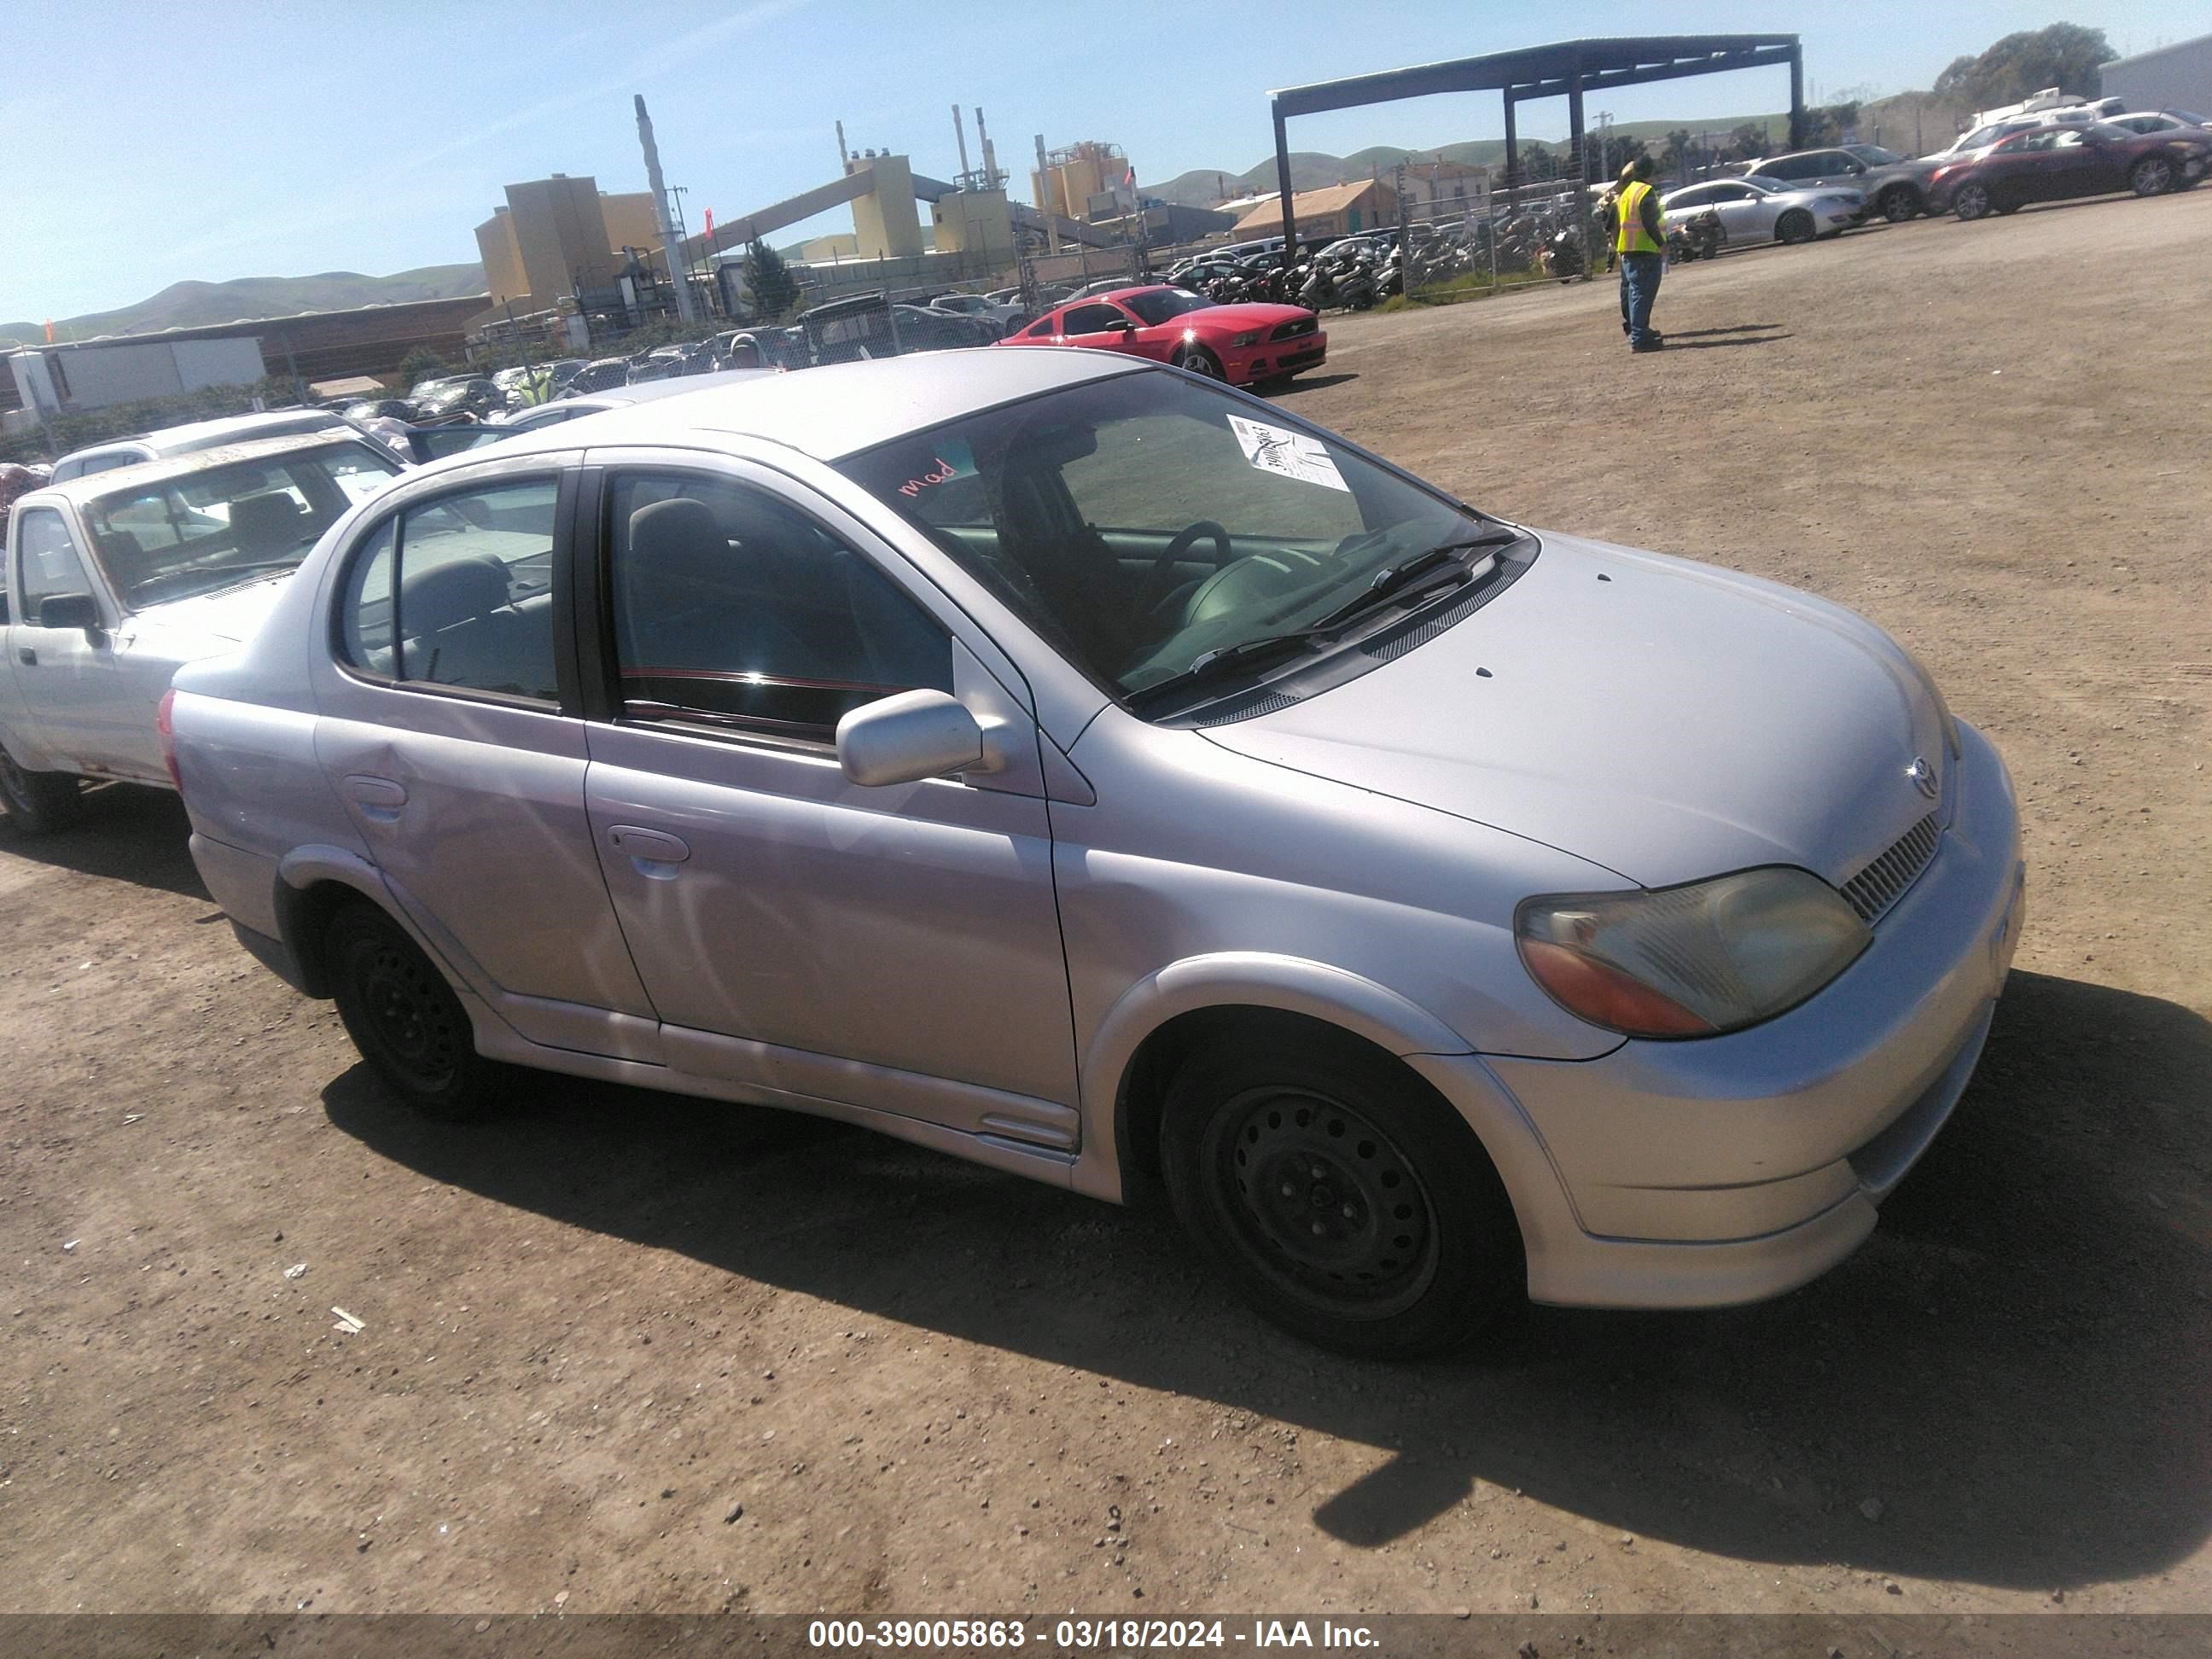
[156,689,183,792]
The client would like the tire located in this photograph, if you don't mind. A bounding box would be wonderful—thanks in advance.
[0,743,84,835]
[325,900,505,1121]
[1173,344,1223,380]
[1953,182,1993,221]
[1159,1024,1524,1358]
[2131,156,2176,197]
[1878,185,1921,223]
[1776,209,1816,245]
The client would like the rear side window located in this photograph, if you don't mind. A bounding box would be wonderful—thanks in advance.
[603,471,951,739]
[1025,316,1058,338]
[336,478,561,702]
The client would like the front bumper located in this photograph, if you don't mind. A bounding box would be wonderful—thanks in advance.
[1225,331,1327,385]
[1417,719,2024,1309]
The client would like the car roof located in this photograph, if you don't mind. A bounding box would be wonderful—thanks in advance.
[483,349,1137,466]
[52,410,343,469]
[20,432,395,510]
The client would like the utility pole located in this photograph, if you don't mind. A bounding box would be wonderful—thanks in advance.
[635,94,698,323]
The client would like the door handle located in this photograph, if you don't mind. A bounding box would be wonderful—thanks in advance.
[343,774,408,822]
[17,648,34,666]
[608,824,690,876]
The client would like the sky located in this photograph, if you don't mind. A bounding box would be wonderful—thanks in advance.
[3,0,2204,323]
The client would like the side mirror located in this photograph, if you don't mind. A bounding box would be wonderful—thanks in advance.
[1107,317,1138,334]
[37,592,102,632]
[836,690,1001,787]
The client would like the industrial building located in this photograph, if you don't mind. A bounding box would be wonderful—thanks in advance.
[1032,141,1132,222]
[4,294,486,415]
[473,174,670,313]
[1230,180,1402,241]
[2099,32,2212,116]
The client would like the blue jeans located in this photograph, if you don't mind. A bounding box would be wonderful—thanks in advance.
[1619,252,1663,346]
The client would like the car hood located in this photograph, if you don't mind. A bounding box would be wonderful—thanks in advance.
[125,571,298,653]
[1201,533,1949,891]
[1188,303,1316,332]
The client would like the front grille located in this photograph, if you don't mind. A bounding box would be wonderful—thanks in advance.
[1841,813,1941,923]
[1270,317,1318,341]
[1276,346,1326,369]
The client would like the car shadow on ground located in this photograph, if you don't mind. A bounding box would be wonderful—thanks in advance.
[324,968,2211,1590]
[1261,373,1359,398]
[0,783,208,899]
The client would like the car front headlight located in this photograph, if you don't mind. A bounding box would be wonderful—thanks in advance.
[1516,868,1871,1039]
[1229,329,1262,347]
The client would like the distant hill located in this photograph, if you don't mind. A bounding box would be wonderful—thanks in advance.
[2,264,488,346]
[1152,114,1789,206]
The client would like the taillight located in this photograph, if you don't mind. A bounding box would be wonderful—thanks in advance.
[156,688,183,792]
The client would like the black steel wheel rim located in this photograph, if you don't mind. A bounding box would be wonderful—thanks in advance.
[1206,1086,1441,1318]
[351,935,464,1093]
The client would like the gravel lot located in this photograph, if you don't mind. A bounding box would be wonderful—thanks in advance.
[3,189,2207,1621]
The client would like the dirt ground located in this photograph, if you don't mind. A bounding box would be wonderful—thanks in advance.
[3,189,2208,1624]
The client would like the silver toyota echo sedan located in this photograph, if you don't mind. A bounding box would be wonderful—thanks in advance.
[168,350,2025,1356]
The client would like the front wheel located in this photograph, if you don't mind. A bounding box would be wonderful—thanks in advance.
[2132,156,2176,197]
[1173,344,1223,380]
[0,744,84,835]
[1776,209,1816,245]
[1160,1026,1524,1358]
[326,900,506,1121]
[1953,182,1993,221]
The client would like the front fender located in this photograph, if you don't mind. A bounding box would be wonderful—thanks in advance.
[1074,951,1473,1202]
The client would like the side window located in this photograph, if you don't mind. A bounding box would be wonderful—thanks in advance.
[1061,303,1125,335]
[605,472,952,738]
[1669,187,1712,209]
[15,509,90,622]
[336,478,560,701]
[1026,316,1059,338]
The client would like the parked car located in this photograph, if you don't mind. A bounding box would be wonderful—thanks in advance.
[48,410,355,482]
[1658,176,1865,246]
[0,434,403,830]
[2104,110,2212,143]
[999,285,1324,387]
[475,369,778,440]
[1927,121,2210,218]
[1746,143,1942,223]
[165,351,2023,1356]
[563,357,633,395]
[342,399,419,425]
[412,377,504,419]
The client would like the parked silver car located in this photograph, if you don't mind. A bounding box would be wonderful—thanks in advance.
[167,352,2024,1356]
[1662,176,1866,245]
[1746,143,1942,222]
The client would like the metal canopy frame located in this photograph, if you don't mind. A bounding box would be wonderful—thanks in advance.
[1267,34,1804,259]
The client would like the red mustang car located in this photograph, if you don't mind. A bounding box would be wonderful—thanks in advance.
[996,285,1326,387]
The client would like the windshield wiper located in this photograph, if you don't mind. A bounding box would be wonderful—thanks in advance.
[1302,530,1522,633]
[1130,528,1524,712]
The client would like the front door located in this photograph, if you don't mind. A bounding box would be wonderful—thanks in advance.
[4,505,159,777]
[576,459,1080,1150]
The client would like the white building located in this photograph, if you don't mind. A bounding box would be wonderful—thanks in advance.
[2100,32,2212,116]
[6,335,265,415]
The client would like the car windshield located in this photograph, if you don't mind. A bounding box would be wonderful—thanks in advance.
[81,441,401,607]
[841,372,1505,710]
[1122,288,1218,326]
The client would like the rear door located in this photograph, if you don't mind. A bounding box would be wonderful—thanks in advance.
[311,456,663,1061]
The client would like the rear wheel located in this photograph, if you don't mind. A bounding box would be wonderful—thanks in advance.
[1160,1025,1523,1358]
[0,744,84,835]
[1173,344,1224,380]
[2132,156,2176,196]
[1776,209,1816,245]
[1878,185,1921,223]
[1953,182,1993,221]
[326,900,504,1121]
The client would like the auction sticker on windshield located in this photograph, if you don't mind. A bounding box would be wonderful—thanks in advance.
[1226,415,1348,492]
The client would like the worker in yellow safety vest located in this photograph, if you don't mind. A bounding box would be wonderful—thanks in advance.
[1611,155,1666,352]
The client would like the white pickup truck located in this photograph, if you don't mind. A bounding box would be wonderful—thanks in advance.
[0,433,401,832]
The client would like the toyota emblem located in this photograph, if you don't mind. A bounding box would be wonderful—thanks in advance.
[1906,756,1939,800]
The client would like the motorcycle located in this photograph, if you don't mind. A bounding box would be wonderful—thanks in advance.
[1540,226,1586,283]
[1668,207,1724,263]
